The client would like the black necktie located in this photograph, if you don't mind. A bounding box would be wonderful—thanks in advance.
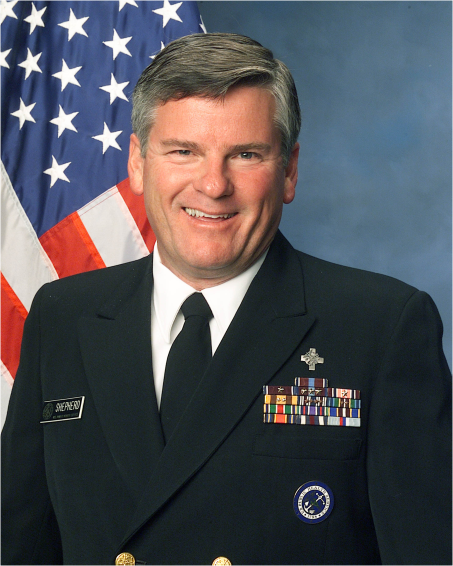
[160,292,213,442]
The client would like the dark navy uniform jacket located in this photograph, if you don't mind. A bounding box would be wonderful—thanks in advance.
[2,231,451,565]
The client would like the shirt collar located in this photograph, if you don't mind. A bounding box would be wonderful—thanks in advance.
[152,243,267,343]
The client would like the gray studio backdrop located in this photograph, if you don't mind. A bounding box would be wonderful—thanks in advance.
[198,1,452,368]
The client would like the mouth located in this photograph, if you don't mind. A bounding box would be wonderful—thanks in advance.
[184,207,237,220]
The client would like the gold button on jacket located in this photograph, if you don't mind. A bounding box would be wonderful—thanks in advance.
[115,552,135,565]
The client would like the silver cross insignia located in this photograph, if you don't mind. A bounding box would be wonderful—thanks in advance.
[301,348,324,370]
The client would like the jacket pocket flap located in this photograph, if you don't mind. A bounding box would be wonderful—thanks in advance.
[253,434,362,460]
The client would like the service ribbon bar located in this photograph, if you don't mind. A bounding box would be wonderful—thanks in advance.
[264,394,299,405]
[264,414,361,427]
[293,377,329,387]
[295,387,360,399]
[264,385,332,396]
[262,379,361,427]
[263,386,296,395]
[264,395,361,408]
[304,397,361,408]
[264,390,361,401]
[264,404,360,418]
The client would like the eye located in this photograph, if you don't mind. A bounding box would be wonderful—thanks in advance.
[239,152,255,159]
[177,149,191,156]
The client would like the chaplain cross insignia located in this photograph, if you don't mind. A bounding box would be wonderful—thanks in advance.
[301,348,324,370]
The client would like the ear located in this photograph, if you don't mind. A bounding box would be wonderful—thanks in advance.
[283,142,299,204]
[128,133,145,196]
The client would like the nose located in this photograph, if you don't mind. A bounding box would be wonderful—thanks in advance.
[194,157,233,198]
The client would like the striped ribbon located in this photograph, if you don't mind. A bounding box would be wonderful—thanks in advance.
[263,414,361,427]
[264,404,360,417]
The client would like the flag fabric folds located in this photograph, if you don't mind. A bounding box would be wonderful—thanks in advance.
[1,0,203,423]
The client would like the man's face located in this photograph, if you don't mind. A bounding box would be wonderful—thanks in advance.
[128,86,299,289]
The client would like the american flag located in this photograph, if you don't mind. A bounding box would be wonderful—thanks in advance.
[1,0,204,425]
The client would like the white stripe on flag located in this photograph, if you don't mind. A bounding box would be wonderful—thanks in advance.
[1,161,58,311]
[77,186,149,267]
[1,361,14,389]
[1,362,14,429]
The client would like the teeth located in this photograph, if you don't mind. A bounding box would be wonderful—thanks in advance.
[184,207,234,219]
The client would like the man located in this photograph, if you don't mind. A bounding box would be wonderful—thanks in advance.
[2,33,451,565]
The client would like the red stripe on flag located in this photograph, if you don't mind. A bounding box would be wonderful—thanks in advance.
[1,273,28,380]
[40,212,106,278]
[71,214,107,270]
[117,178,156,252]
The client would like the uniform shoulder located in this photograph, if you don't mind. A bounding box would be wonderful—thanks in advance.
[35,255,152,311]
[295,249,418,304]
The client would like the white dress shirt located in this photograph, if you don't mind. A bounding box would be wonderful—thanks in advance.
[151,244,267,408]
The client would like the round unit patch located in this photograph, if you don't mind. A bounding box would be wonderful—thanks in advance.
[42,403,54,420]
[293,481,334,524]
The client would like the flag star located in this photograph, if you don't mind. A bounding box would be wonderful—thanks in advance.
[18,48,42,80]
[58,8,89,41]
[152,0,183,28]
[50,105,78,138]
[118,0,138,11]
[52,59,82,91]
[92,122,122,154]
[1,48,11,68]
[150,41,165,59]
[0,0,18,24]
[99,74,129,104]
[44,156,71,188]
[199,15,207,34]
[103,29,132,59]
[24,2,46,35]
[11,98,36,129]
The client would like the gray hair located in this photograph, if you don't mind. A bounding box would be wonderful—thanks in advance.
[131,33,301,165]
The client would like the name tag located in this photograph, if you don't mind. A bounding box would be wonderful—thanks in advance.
[41,396,85,423]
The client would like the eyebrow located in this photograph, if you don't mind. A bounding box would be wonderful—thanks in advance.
[160,139,200,151]
[160,139,273,154]
[229,143,272,154]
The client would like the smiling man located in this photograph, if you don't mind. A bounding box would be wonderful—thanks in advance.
[128,86,297,288]
[2,33,451,566]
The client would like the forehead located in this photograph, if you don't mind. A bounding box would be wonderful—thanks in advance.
[150,86,279,144]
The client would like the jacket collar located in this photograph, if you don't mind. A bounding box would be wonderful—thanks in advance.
[77,256,166,504]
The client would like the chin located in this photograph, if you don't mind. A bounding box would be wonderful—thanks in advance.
[186,255,234,274]
[182,241,232,265]
[180,248,240,277]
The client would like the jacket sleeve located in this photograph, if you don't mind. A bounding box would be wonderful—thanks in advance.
[367,290,452,565]
[1,286,63,565]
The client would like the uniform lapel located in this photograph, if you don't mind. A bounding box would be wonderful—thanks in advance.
[119,232,315,547]
[77,256,165,503]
